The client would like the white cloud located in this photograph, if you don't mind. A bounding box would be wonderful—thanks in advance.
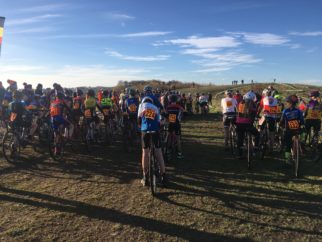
[236,32,290,45]
[43,31,172,39]
[182,48,218,54]
[193,52,262,73]
[289,31,322,37]
[8,27,55,34]
[6,14,62,26]
[120,31,172,38]
[165,36,241,49]
[105,50,170,62]
[105,13,135,21]
[0,64,150,88]
[17,4,68,13]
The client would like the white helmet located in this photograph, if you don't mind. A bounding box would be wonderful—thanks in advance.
[243,91,256,101]
[262,88,271,97]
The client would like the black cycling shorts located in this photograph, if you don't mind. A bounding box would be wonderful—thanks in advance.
[141,132,161,149]
[168,123,181,135]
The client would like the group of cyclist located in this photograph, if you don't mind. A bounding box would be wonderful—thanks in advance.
[221,85,322,166]
[0,80,194,188]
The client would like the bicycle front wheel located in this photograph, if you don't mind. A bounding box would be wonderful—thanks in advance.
[2,130,20,163]
[293,137,301,178]
[149,148,157,196]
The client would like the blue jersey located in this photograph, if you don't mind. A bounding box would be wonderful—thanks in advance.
[281,107,304,131]
[138,102,161,132]
[125,97,139,116]
[144,94,163,110]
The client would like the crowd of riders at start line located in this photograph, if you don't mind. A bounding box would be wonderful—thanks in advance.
[221,85,322,164]
[0,79,321,185]
[0,79,211,187]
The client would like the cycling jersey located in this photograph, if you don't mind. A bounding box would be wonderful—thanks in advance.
[50,99,65,117]
[221,97,237,114]
[144,94,163,110]
[125,97,139,116]
[260,96,278,118]
[233,94,243,104]
[199,96,208,104]
[305,100,321,120]
[281,108,304,131]
[8,101,26,125]
[166,103,184,124]
[138,102,160,132]
[236,100,257,124]
[101,97,113,108]
[73,96,84,111]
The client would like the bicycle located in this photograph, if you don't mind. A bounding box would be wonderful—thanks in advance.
[122,114,138,152]
[2,115,34,162]
[227,116,237,155]
[291,131,302,178]
[146,131,160,196]
[102,108,114,145]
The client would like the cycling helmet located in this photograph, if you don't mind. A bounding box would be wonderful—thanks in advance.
[309,90,320,98]
[274,94,282,100]
[87,89,95,97]
[168,94,178,103]
[285,95,298,105]
[243,91,256,101]
[143,85,152,93]
[225,89,232,95]
[142,96,153,104]
[103,90,109,96]
[129,89,136,97]
[262,88,271,97]
[76,88,83,96]
[235,90,240,94]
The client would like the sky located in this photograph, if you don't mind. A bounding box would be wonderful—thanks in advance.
[0,0,321,88]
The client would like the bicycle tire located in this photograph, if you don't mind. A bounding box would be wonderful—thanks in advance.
[48,128,64,161]
[247,133,253,170]
[2,130,20,163]
[149,147,157,196]
[294,137,300,178]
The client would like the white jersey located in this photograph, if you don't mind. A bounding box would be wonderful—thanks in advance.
[221,97,237,114]
[199,95,208,103]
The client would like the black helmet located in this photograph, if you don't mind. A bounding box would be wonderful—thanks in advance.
[87,89,95,97]
[103,90,109,96]
[285,95,298,105]
[168,94,178,103]
[55,90,64,100]
[129,88,136,97]
[309,90,320,98]
[76,88,83,96]
[143,85,152,93]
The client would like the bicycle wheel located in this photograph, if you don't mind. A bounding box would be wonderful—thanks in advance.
[149,147,157,196]
[229,124,237,155]
[247,133,253,170]
[48,128,64,161]
[259,129,267,160]
[85,125,93,152]
[293,137,301,178]
[2,130,20,163]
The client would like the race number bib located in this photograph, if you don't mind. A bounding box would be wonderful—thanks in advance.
[169,114,177,123]
[2,100,8,107]
[128,104,137,113]
[84,109,92,118]
[268,106,278,114]
[145,108,156,120]
[73,102,80,110]
[10,112,17,122]
[238,103,245,113]
[226,101,232,108]
[103,108,109,116]
[50,106,59,116]
[307,110,320,119]
[288,120,299,130]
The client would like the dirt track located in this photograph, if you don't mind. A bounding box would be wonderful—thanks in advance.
[0,113,322,241]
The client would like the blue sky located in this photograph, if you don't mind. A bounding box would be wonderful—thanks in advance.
[0,0,321,87]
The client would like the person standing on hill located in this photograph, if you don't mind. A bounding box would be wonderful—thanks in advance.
[208,92,213,106]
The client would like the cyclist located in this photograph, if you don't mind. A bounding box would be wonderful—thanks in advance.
[304,90,321,141]
[138,96,167,187]
[236,91,259,159]
[50,91,74,154]
[274,94,284,121]
[199,93,208,107]
[195,93,200,113]
[100,90,114,115]
[84,89,102,133]
[166,94,184,159]
[125,88,139,124]
[143,85,163,111]
[8,90,26,128]
[221,90,238,148]
[258,89,279,151]
[279,95,304,165]
[72,88,85,127]
[233,90,243,104]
